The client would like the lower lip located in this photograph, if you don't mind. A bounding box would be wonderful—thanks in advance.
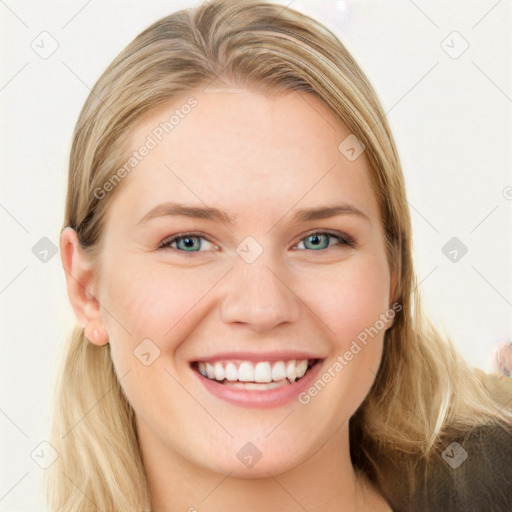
[193,361,324,408]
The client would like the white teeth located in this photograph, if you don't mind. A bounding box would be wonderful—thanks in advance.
[214,362,225,381]
[243,382,281,390]
[230,381,283,390]
[286,360,297,382]
[296,359,308,379]
[271,361,286,381]
[197,358,313,384]
[254,362,272,383]
[238,361,255,382]
[205,362,215,379]
[225,362,238,381]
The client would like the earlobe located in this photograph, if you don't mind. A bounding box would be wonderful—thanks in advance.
[59,227,109,346]
[83,323,110,346]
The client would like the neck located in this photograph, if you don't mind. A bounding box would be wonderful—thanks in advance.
[139,420,391,512]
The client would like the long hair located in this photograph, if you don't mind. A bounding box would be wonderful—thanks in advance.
[46,1,512,509]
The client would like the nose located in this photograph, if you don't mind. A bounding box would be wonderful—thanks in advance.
[219,251,301,332]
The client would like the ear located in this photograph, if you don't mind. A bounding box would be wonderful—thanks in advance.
[60,227,109,346]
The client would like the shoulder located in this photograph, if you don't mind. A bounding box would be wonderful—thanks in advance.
[381,424,512,512]
[419,424,512,512]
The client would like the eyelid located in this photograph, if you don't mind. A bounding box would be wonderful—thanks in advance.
[158,229,355,254]
[158,232,219,252]
[292,229,355,249]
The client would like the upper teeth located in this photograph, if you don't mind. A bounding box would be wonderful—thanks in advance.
[198,359,310,383]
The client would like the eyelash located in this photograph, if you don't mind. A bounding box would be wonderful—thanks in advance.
[157,230,355,255]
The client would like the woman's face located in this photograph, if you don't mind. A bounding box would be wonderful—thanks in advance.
[90,88,395,476]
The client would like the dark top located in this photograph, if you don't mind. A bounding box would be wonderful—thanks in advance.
[351,424,512,512]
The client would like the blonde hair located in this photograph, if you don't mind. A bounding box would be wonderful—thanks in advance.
[46,0,512,509]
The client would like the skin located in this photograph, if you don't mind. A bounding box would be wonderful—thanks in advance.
[61,87,396,511]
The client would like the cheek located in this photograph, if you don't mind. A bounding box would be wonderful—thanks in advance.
[296,257,390,423]
[305,253,391,348]
[100,259,222,352]
[98,261,201,416]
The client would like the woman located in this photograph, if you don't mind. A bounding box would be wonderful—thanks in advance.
[47,0,512,510]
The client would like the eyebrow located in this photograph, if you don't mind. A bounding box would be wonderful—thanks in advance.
[137,201,370,226]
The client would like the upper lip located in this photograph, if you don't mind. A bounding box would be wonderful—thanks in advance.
[191,351,325,363]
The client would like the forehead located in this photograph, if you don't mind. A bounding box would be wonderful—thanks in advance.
[107,88,379,227]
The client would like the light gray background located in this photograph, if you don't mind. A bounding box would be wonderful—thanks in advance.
[1,0,511,509]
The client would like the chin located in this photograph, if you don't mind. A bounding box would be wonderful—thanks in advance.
[196,433,319,479]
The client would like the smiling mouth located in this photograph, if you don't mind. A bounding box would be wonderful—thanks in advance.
[192,359,320,390]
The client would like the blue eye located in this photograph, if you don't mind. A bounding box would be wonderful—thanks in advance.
[295,232,352,251]
[158,233,217,253]
[158,230,353,255]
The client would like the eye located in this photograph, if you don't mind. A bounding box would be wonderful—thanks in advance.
[294,231,353,251]
[158,232,219,254]
[158,230,354,255]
